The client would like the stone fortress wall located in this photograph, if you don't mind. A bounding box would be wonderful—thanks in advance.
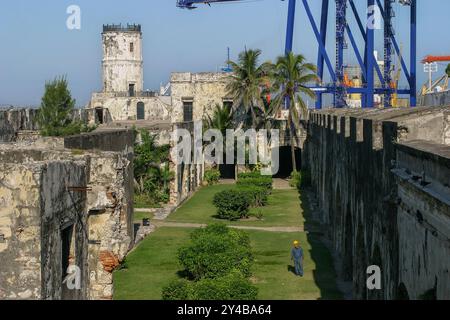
[303,106,450,300]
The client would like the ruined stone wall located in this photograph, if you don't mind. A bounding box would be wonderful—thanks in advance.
[0,108,98,142]
[169,122,204,206]
[0,154,88,300]
[303,106,450,300]
[0,162,42,299]
[64,130,134,299]
[0,129,134,300]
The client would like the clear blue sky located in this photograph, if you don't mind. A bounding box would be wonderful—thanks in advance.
[0,0,449,107]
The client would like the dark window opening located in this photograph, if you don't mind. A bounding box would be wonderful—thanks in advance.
[137,102,145,120]
[61,225,75,300]
[129,84,135,97]
[130,42,134,53]
[95,108,104,125]
[183,101,193,122]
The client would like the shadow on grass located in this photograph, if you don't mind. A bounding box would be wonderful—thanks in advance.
[287,265,298,275]
[299,188,344,300]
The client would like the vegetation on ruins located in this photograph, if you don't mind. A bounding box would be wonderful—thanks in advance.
[134,129,173,206]
[37,76,95,136]
[162,224,257,300]
[269,52,318,173]
[446,64,450,77]
[204,169,221,185]
[226,49,272,128]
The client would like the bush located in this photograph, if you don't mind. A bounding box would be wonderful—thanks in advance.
[191,271,258,300]
[162,279,192,300]
[178,224,253,280]
[163,272,258,301]
[204,169,221,185]
[213,189,250,220]
[237,177,273,193]
[237,186,268,207]
[237,172,263,179]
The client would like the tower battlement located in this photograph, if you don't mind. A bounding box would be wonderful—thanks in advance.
[102,24,141,33]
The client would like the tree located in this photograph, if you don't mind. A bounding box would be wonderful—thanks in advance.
[270,52,318,172]
[446,64,450,77]
[134,129,172,204]
[203,103,234,136]
[226,49,272,128]
[38,76,79,136]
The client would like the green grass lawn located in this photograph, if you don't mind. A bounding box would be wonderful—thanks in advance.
[116,182,341,300]
[166,184,305,227]
[114,227,189,300]
[113,227,341,300]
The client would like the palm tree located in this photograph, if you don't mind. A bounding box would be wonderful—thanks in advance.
[270,52,318,173]
[203,103,234,136]
[226,49,272,128]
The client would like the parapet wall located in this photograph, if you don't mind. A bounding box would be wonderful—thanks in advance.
[0,108,98,143]
[64,129,135,153]
[303,106,450,300]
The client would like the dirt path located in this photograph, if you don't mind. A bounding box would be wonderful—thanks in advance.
[272,178,293,190]
[152,221,304,233]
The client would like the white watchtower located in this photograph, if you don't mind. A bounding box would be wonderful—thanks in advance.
[102,24,143,95]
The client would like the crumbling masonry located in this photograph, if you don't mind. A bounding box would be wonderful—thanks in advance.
[0,130,134,300]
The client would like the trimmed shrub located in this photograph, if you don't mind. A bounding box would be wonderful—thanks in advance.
[191,271,258,300]
[162,279,192,300]
[237,172,263,179]
[204,169,221,185]
[237,177,273,193]
[237,186,268,207]
[213,189,250,220]
[178,224,253,280]
[162,272,258,301]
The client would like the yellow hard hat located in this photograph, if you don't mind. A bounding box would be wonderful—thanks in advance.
[293,240,299,245]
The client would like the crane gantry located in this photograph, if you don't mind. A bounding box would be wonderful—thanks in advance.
[176,0,417,109]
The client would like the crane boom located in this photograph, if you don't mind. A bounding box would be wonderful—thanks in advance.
[421,55,450,64]
[177,0,247,9]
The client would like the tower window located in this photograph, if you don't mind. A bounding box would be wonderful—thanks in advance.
[183,101,193,122]
[130,42,134,53]
[129,84,135,97]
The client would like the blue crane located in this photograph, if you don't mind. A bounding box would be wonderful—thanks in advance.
[176,0,417,109]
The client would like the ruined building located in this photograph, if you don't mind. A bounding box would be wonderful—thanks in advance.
[0,130,135,300]
[87,24,232,124]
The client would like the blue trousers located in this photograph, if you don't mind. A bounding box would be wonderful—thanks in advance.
[294,259,303,276]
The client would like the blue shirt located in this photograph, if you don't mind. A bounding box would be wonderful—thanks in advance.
[291,247,303,260]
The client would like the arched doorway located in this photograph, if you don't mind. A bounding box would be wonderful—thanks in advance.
[272,146,301,178]
[137,102,145,120]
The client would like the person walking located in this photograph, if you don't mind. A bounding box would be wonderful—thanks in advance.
[291,240,304,277]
